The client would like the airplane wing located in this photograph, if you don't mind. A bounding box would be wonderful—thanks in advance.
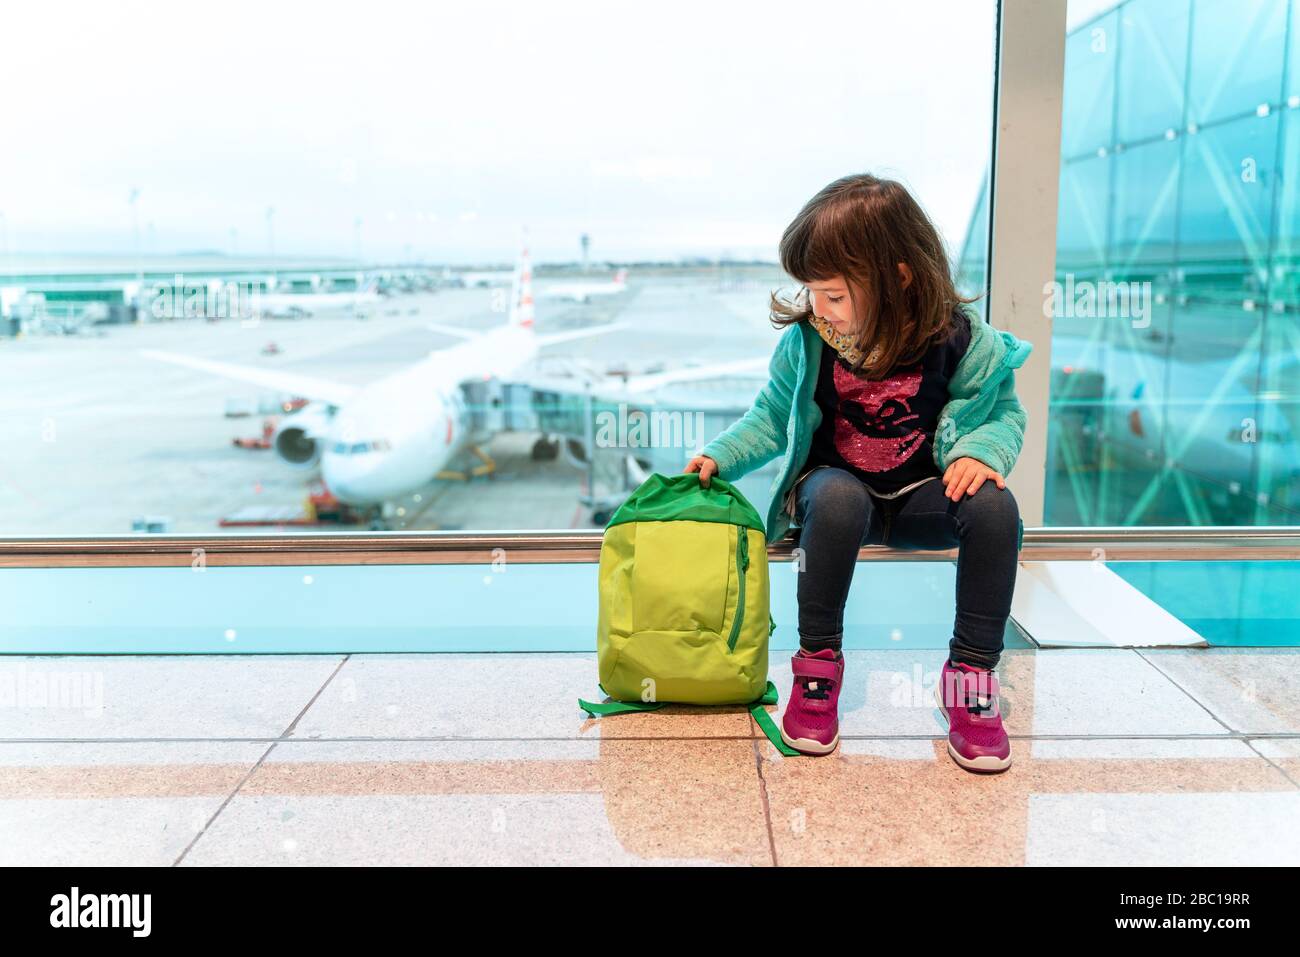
[425,321,480,341]
[508,355,769,403]
[614,356,769,395]
[139,349,360,406]
[535,321,632,348]
[426,319,627,346]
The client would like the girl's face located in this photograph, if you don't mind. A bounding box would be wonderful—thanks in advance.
[806,276,859,334]
[806,266,911,335]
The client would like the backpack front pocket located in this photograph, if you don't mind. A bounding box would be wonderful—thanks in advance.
[629,519,729,636]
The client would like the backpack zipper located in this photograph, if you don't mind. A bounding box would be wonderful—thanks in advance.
[725,524,749,652]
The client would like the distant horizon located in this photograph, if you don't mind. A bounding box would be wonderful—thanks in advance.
[0,250,793,276]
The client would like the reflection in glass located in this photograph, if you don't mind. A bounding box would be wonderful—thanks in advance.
[962,0,1300,529]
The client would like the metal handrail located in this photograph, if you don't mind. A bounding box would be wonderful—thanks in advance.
[1,526,1297,567]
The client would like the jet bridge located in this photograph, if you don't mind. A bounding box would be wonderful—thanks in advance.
[458,364,769,523]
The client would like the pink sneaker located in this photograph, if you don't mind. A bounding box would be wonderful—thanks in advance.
[934,660,1011,773]
[780,648,844,756]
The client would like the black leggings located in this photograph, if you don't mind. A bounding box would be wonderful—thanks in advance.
[791,466,1021,670]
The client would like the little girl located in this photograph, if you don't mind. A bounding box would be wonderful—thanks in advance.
[685,173,1032,773]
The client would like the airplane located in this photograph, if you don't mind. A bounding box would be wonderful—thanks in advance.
[140,245,767,522]
[541,268,629,303]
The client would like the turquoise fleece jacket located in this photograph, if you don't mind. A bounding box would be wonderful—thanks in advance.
[698,315,1034,544]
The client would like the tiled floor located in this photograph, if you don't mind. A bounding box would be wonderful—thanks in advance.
[2,648,1298,866]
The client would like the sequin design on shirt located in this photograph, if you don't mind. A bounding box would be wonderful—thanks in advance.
[830,359,927,472]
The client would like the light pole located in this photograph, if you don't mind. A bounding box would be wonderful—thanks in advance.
[128,187,142,286]
[127,188,144,322]
[266,206,276,287]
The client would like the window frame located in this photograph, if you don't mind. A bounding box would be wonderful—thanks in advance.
[3,0,1298,569]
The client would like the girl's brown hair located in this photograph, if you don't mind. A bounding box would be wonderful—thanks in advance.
[769,173,978,379]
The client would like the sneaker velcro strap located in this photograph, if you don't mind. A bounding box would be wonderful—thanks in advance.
[791,656,840,681]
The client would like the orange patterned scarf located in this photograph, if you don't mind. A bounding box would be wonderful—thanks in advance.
[807,314,882,371]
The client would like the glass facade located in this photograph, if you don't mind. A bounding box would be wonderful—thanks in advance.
[1044,0,1300,528]
[0,1,998,537]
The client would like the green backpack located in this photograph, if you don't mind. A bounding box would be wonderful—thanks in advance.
[578,472,797,755]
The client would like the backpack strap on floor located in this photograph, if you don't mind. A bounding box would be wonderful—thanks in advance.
[750,681,798,756]
[578,697,666,717]
[750,702,798,756]
[579,680,800,758]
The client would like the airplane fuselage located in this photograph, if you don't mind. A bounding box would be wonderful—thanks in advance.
[319,324,540,503]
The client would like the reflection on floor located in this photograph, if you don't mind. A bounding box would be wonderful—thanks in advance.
[2,648,1298,866]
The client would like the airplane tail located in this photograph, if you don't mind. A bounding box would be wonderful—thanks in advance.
[508,243,535,329]
[613,268,628,287]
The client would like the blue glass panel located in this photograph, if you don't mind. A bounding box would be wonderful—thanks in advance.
[1057,155,1113,272]
[1117,0,1190,142]
[1187,0,1288,125]
[1289,0,1300,101]
[1112,560,1300,644]
[1112,135,1182,268]
[1272,107,1300,290]
[1255,321,1300,523]
[1047,298,1180,527]
[0,562,1034,654]
[1162,300,1268,522]
[1062,9,1119,156]
[1025,0,1298,529]
[1177,112,1279,274]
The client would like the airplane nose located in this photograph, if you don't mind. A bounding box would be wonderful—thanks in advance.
[322,452,390,504]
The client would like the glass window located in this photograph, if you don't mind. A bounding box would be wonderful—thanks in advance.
[1111,560,1300,645]
[1186,0,1289,126]
[1036,0,1300,530]
[1056,156,1113,274]
[1061,9,1119,157]
[954,177,990,318]
[1112,135,1181,269]
[1178,113,1280,278]
[1269,106,1299,298]
[1116,0,1190,143]
[1291,0,1300,102]
[0,1,999,535]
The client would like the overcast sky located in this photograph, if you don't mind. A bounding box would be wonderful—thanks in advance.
[0,0,1011,264]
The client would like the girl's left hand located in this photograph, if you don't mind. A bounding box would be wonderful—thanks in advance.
[942,456,1005,501]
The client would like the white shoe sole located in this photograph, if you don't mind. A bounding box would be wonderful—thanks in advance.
[780,723,839,756]
[933,680,1012,773]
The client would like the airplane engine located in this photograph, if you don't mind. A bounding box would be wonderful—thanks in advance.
[273,404,334,469]
[560,436,589,469]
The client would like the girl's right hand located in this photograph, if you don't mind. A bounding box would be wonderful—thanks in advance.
[684,455,718,487]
